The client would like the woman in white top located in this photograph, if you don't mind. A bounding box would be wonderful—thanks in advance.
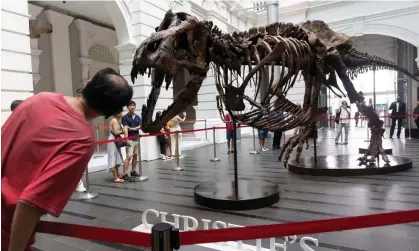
[168,112,186,158]
[107,112,125,183]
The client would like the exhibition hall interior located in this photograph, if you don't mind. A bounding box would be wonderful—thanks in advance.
[1,0,419,250]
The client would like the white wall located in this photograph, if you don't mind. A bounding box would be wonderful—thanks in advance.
[1,0,33,124]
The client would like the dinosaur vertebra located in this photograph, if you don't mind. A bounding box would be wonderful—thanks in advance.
[131,10,418,166]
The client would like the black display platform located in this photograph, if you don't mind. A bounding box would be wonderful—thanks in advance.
[287,155,412,176]
[359,148,393,154]
[194,179,280,210]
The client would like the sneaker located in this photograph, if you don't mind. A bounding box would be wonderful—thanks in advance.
[160,154,167,160]
[122,174,134,182]
[76,180,86,192]
[131,170,140,177]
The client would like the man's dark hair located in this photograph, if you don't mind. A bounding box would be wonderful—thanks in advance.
[10,100,23,111]
[127,101,136,107]
[80,68,133,119]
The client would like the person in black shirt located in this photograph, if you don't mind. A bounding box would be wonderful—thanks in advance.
[121,101,142,181]
[389,96,406,138]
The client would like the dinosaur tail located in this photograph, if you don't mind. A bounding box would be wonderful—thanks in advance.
[344,49,419,82]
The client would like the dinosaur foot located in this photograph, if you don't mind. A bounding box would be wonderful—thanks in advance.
[357,128,390,164]
[282,126,312,168]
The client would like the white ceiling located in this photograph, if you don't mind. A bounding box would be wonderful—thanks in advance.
[40,1,113,26]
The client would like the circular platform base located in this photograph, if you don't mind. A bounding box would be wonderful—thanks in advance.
[194,179,280,210]
[287,155,412,176]
[359,148,393,154]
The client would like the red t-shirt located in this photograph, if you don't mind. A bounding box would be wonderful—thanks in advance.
[225,113,233,131]
[1,92,95,250]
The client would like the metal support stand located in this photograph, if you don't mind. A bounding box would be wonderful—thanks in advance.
[151,223,180,251]
[407,114,412,140]
[313,136,318,164]
[210,127,221,162]
[364,128,370,142]
[173,131,184,170]
[77,168,98,200]
[232,118,239,199]
[93,127,104,158]
[136,135,149,181]
[204,119,208,141]
[249,127,260,154]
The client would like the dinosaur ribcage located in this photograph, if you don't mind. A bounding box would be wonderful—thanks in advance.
[229,35,312,130]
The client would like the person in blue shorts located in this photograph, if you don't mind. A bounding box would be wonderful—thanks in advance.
[258,128,269,151]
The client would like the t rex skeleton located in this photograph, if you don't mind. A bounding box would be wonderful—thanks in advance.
[131,10,418,166]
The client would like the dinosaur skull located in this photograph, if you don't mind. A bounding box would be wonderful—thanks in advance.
[131,10,213,133]
[132,10,212,81]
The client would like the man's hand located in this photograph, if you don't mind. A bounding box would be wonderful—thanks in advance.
[128,126,141,131]
[9,201,43,251]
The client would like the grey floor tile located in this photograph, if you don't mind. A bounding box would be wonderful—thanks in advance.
[33,128,419,251]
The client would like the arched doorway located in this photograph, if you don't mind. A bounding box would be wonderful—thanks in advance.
[28,0,135,155]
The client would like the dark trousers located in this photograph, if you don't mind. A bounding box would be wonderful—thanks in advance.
[272,131,283,148]
[390,118,403,137]
[157,136,166,154]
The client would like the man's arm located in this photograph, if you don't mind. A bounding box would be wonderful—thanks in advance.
[8,201,44,251]
[389,103,394,110]
[128,117,141,131]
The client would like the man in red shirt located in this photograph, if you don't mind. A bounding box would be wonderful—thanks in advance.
[224,112,234,153]
[1,67,133,251]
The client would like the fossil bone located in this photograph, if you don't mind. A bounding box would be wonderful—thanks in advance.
[131,11,419,166]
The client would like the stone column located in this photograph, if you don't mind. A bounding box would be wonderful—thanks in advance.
[79,57,92,86]
[28,4,44,87]
[44,10,74,96]
[193,0,229,121]
[74,19,94,86]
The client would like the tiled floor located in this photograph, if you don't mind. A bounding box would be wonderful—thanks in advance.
[34,126,419,251]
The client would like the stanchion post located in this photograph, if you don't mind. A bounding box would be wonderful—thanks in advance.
[151,223,180,251]
[173,131,184,170]
[210,127,221,162]
[407,113,412,139]
[249,127,260,154]
[204,119,208,141]
[93,126,104,158]
[313,135,318,164]
[77,168,98,200]
[135,135,149,181]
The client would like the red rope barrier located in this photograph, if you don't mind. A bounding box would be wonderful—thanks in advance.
[36,221,151,247]
[36,210,419,248]
[95,125,250,145]
[179,209,419,245]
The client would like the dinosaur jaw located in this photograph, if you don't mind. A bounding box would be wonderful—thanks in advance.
[144,72,206,134]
